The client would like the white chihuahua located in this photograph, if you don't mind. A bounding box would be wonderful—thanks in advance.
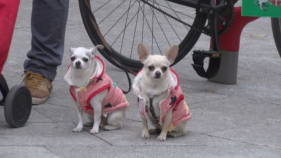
[133,43,191,141]
[64,45,129,134]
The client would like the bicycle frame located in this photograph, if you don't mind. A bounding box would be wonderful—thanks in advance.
[166,0,231,52]
[167,0,198,8]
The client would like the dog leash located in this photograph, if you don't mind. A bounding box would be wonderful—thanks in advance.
[121,69,131,94]
[102,49,133,94]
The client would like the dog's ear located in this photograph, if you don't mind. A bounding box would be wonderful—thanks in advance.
[137,43,150,63]
[69,47,75,56]
[165,45,178,64]
[89,45,104,55]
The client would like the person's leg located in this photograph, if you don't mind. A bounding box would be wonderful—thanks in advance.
[0,0,20,74]
[23,0,69,104]
[24,0,69,81]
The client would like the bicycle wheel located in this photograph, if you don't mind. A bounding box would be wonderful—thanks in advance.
[271,18,281,58]
[79,0,207,73]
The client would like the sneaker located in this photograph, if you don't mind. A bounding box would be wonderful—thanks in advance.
[22,71,52,105]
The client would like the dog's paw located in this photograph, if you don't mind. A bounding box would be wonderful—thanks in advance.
[83,121,93,127]
[141,129,149,139]
[157,133,167,141]
[103,125,119,131]
[90,129,99,134]
[72,127,83,132]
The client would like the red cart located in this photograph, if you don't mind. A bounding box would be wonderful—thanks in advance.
[0,0,32,128]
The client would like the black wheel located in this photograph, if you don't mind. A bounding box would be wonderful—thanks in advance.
[4,85,32,128]
[271,18,281,58]
[79,0,208,72]
[0,75,9,105]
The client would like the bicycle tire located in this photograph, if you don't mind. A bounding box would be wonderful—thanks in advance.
[79,0,207,73]
[271,18,281,58]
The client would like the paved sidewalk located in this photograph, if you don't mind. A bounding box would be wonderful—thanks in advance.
[1,1,281,158]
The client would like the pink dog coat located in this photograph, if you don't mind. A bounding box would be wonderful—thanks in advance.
[133,68,191,132]
[66,55,129,116]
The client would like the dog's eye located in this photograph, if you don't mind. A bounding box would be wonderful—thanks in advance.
[83,58,89,62]
[71,56,76,61]
[161,66,167,72]
[148,65,155,71]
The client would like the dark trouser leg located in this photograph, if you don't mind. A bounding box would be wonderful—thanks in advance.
[24,0,69,81]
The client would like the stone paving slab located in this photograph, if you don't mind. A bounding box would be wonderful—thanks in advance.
[1,0,281,157]
[210,120,281,150]
[45,143,281,158]
[0,123,109,146]
[0,146,60,158]
[0,108,52,124]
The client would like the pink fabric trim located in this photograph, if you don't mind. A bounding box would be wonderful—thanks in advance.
[90,55,105,82]
[87,84,110,105]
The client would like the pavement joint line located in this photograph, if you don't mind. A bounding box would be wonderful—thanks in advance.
[214,92,281,106]
[202,132,281,151]
[0,145,46,147]
[125,118,141,122]
[201,123,257,135]
[254,99,281,106]
[83,128,114,146]
[33,108,56,123]
[42,103,73,109]
[181,86,281,106]
[42,145,61,158]
[71,122,114,146]
[238,66,281,76]
[188,98,227,107]
[26,122,73,124]
[85,144,208,147]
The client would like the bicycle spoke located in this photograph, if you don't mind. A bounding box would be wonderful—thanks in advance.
[148,4,171,48]
[141,4,162,53]
[130,1,142,58]
[142,4,145,43]
[141,0,195,29]
[98,0,126,25]
[104,0,138,37]
[92,0,112,14]
[154,1,181,41]
[120,0,132,53]
[111,3,145,47]
[80,0,208,71]
[152,0,154,54]
[147,0,195,19]
[165,1,189,30]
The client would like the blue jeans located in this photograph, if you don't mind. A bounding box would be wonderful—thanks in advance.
[24,0,69,81]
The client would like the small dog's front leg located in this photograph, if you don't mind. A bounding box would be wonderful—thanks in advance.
[90,102,102,134]
[141,116,149,139]
[89,90,107,134]
[73,104,84,132]
[158,109,172,141]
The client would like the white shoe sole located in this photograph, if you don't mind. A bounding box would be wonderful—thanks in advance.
[32,96,50,105]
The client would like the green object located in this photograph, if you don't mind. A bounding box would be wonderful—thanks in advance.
[112,82,117,88]
[242,0,281,17]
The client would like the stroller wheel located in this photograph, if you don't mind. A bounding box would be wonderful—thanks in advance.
[4,85,32,128]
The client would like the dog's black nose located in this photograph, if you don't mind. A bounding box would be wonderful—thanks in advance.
[75,61,81,67]
[155,71,161,78]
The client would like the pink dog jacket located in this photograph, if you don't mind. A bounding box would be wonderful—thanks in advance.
[66,55,129,116]
[133,68,191,132]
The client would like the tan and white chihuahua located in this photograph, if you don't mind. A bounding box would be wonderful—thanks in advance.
[64,45,129,134]
[133,43,191,141]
